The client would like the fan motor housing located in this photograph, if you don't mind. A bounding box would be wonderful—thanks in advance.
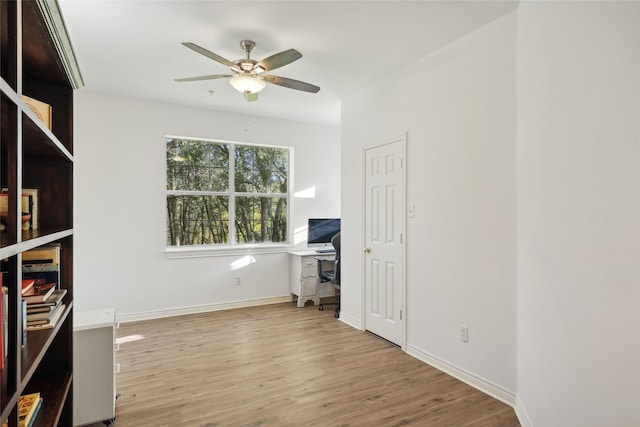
[235,59,258,72]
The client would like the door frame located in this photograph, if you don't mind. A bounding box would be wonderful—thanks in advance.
[361,133,407,350]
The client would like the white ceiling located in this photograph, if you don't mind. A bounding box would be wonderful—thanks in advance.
[58,1,518,127]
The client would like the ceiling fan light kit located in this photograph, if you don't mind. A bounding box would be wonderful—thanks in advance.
[229,75,266,94]
[175,40,320,102]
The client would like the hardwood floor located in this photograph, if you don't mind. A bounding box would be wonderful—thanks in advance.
[113,302,520,427]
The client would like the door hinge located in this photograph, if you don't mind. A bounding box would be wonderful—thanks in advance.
[400,310,403,320]
[400,234,403,244]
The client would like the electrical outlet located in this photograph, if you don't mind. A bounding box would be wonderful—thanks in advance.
[408,203,415,218]
[234,277,241,286]
[460,325,469,343]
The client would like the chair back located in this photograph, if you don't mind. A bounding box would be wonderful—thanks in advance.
[331,232,341,284]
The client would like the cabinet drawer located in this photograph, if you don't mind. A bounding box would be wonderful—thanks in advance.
[301,265,317,278]
[301,256,317,268]
[301,278,317,296]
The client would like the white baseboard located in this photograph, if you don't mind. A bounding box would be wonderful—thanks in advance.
[406,343,517,407]
[337,311,362,330]
[515,395,533,427]
[116,296,292,323]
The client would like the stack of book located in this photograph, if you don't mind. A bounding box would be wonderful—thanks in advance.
[18,392,42,427]
[25,289,66,331]
[22,244,66,331]
[22,244,60,287]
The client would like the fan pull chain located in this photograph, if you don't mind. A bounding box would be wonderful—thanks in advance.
[244,100,250,132]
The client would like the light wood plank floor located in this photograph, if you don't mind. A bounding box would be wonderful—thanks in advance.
[113,302,520,427]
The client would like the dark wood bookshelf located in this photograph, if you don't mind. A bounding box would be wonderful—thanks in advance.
[25,372,72,427]
[0,0,82,425]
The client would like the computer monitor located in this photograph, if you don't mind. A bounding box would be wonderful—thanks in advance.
[307,218,341,249]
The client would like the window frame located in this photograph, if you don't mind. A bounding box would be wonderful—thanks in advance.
[166,135,293,253]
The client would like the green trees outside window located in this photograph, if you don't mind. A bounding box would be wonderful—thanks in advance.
[166,137,289,246]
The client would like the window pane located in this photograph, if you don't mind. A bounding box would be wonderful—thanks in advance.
[235,146,288,194]
[235,196,287,243]
[167,195,229,245]
[205,143,230,192]
[166,138,229,192]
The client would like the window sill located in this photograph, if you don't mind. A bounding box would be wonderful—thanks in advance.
[164,244,297,259]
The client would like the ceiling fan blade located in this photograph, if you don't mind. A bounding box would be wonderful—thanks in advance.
[244,92,259,102]
[263,75,320,93]
[174,74,232,82]
[256,49,302,72]
[181,42,237,68]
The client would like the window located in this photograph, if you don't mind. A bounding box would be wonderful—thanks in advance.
[166,136,290,247]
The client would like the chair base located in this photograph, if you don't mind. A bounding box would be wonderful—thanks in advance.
[319,301,340,318]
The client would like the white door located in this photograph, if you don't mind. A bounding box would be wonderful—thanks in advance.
[364,136,405,346]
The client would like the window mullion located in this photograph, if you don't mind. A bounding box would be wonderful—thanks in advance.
[229,143,236,244]
[235,192,287,198]
[167,190,229,196]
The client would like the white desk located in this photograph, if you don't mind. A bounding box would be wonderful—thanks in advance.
[289,250,336,307]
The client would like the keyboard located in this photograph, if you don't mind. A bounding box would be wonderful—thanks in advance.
[315,248,335,254]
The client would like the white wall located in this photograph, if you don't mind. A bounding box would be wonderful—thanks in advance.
[341,11,517,399]
[343,3,640,424]
[516,2,640,426]
[73,91,340,319]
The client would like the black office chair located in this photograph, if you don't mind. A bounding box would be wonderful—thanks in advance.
[317,232,340,317]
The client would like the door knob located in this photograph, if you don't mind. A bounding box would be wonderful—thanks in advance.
[364,246,371,253]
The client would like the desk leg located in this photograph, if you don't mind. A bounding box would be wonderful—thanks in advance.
[296,296,320,308]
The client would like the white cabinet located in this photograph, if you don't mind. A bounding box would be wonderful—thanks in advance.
[289,250,335,307]
[73,309,118,426]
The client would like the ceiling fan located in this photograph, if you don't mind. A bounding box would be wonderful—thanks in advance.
[175,40,320,102]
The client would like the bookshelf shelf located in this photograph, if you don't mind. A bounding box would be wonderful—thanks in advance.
[0,0,81,425]
[25,372,72,427]
[20,303,72,383]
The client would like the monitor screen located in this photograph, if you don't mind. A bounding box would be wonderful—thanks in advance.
[307,218,341,247]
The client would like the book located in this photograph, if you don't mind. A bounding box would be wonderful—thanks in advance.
[26,303,65,330]
[22,270,59,289]
[21,279,36,295]
[26,307,57,322]
[22,262,59,272]
[22,244,60,265]
[22,300,27,345]
[2,287,7,364]
[0,192,34,230]
[22,95,52,130]
[27,288,66,309]
[20,188,38,230]
[26,398,42,427]
[0,286,3,369]
[0,188,38,230]
[27,305,55,315]
[22,282,56,304]
[18,392,41,427]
